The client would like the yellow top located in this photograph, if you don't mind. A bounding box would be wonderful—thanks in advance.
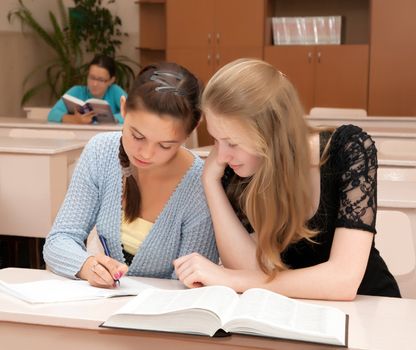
[121,212,154,255]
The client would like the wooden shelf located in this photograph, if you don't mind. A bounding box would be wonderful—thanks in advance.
[266,0,370,46]
[137,0,166,66]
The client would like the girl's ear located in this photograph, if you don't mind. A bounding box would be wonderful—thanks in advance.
[120,95,127,120]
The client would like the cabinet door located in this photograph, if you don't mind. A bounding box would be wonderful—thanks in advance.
[314,45,369,109]
[166,48,213,84]
[215,0,264,48]
[369,0,416,115]
[215,47,263,72]
[264,46,315,112]
[166,0,214,48]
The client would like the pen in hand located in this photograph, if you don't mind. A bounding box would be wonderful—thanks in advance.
[98,235,121,286]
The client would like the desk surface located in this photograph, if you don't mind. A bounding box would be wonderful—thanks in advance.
[379,158,416,167]
[0,135,87,154]
[1,268,415,350]
[0,116,121,131]
[306,115,416,122]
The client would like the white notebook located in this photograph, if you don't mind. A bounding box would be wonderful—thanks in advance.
[0,277,154,304]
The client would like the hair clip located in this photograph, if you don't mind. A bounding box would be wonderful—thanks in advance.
[154,85,186,96]
[153,70,184,80]
[150,71,186,96]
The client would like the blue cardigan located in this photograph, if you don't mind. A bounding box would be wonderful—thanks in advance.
[43,132,219,279]
[47,85,127,123]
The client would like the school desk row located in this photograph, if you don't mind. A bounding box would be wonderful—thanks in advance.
[0,116,415,234]
[0,116,199,149]
[0,267,415,350]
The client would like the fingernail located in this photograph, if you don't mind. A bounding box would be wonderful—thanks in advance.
[114,272,121,279]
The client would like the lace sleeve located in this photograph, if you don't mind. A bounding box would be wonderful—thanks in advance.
[331,125,377,233]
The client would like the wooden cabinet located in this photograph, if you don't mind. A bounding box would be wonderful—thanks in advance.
[166,0,264,83]
[265,45,369,112]
[368,0,416,116]
[136,0,166,67]
[166,0,265,145]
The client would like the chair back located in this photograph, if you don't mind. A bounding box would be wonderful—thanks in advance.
[309,107,367,118]
[376,209,416,298]
[23,107,51,121]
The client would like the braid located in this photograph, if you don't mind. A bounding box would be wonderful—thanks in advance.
[118,137,141,222]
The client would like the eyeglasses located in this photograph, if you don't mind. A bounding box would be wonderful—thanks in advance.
[87,75,110,84]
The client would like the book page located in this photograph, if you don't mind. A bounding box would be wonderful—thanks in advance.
[225,288,297,327]
[224,288,346,345]
[62,94,85,114]
[114,285,239,321]
[87,102,116,123]
[0,277,153,304]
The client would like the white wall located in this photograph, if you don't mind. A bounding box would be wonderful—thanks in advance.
[0,0,139,117]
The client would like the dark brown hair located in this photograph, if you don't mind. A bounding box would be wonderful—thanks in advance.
[89,54,116,77]
[119,62,202,222]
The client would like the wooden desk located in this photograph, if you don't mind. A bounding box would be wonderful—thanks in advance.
[379,158,416,168]
[0,117,121,140]
[0,137,86,238]
[1,268,415,350]
[306,114,416,130]
[0,116,200,148]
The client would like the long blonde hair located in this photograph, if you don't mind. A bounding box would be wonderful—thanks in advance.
[202,58,317,276]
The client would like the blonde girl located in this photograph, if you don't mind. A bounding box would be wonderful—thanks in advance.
[174,58,400,300]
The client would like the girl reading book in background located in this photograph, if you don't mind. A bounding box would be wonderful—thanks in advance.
[174,58,401,300]
[44,62,218,288]
[47,55,127,124]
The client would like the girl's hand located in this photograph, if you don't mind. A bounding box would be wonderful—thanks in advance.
[62,111,95,124]
[78,254,128,288]
[74,110,95,124]
[174,253,233,289]
[202,144,227,184]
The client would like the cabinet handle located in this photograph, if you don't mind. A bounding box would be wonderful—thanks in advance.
[207,33,211,44]
[208,54,211,64]
[216,53,220,65]
[308,52,313,63]
[317,51,321,63]
[216,33,220,44]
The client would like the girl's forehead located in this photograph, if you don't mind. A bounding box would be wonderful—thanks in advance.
[89,65,110,77]
[206,111,245,138]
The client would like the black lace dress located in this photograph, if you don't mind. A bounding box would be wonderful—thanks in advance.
[224,124,401,297]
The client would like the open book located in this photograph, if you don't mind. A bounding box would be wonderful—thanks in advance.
[0,277,153,304]
[101,286,348,346]
[62,94,117,123]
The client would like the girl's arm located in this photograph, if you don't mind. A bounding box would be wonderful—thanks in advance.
[202,146,258,270]
[48,97,68,123]
[229,227,373,300]
[43,135,127,283]
[175,227,372,300]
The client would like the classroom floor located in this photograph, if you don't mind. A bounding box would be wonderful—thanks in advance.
[0,237,45,269]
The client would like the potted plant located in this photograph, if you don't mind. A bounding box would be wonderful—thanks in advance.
[8,0,138,105]
[70,0,138,91]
